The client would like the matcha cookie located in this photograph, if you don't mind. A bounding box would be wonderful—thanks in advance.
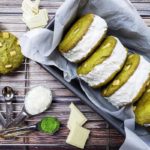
[0,32,24,74]
[104,55,150,108]
[58,13,107,63]
[77,36,128,88]
[135,82,150,126]
[102,54,140,96]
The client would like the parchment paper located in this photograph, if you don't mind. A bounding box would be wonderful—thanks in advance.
[20,0,150,149]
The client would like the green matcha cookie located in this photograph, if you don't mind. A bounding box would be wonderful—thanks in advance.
[102,54,140,96]
[135,82,150,125]
[59,14,94,53]
[77,36,116,75]
[0,32,24,74]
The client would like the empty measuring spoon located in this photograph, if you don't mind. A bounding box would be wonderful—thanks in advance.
[0,116,60,138]
[7,86,52,128]
[2,86,14,127]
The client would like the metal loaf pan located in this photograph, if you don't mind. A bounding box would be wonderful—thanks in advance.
[39,17,125,136]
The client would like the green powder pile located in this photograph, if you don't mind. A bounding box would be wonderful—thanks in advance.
[38,116,60,134]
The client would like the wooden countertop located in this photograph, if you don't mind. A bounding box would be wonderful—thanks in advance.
[0,0,150,149]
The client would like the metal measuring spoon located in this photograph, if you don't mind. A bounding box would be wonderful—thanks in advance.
[6,107,28,128]
[0,124,36,138]
[7,86,52,128]
[0,114,6,127]
[1,117,60,138]
[2,86,14,127]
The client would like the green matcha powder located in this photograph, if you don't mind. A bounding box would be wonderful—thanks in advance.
[38,116,60,134]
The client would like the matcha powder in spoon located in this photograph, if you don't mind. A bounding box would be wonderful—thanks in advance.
[38,117,60,134]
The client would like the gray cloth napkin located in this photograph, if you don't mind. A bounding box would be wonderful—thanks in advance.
[20,0,150,149]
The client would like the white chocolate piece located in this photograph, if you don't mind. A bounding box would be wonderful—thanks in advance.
[23,9,48,29]
[22,0,40,14]
[67,103,87,130]
[0,42,2,47]
[10,51,16,57]
[5,64,12,68]
[66,123,90,149]
[21,0,48,29]
[2,32,9,38]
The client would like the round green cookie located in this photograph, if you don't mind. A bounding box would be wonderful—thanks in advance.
[0,32,24,74]
[77,36,117,75]
[102,54,140,97]
[135,82,150,125]
[58,14,94,53]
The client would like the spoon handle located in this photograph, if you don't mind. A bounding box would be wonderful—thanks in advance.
[0,125,36,138]
[6,111,27,128]
[0,113,6,127]
[5,101,13,126]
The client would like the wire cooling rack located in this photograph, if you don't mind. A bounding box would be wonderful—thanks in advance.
[0,58,123,148]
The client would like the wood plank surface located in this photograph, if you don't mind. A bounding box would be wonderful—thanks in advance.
[0,0,149,149]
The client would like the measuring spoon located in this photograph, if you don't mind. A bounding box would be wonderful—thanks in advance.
[7,86,52,128]
[0,116,60,138]
[2,86,14,127]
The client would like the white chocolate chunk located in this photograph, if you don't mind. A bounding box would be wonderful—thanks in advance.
[3,32,9,38]
[66,124,90,149]
[17,40,20,45]
[22,6,35,17]
[0,42,2,47]
[10,51,16,57]
[21,0,38,23]
[22,0,40,14]
[22,11,35,22]
[39,9,49,21]
[67,103,87,130]
[147,89,150,93]
[124,64,131,71]
[35,0,40,6]
[23,9,48,29]
[112,80,120,86]
[5,64,12,69]
[21,0,49,29]
[147,81,150,86]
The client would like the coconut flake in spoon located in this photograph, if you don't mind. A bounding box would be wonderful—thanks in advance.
[25,86,52,115]
[7,86,52,128]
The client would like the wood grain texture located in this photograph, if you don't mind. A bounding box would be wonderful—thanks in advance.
[0,0,149,149]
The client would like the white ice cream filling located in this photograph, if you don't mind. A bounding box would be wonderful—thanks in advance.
[63,15,107,62]
[107,56,150,108]
[79,38,127,87]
